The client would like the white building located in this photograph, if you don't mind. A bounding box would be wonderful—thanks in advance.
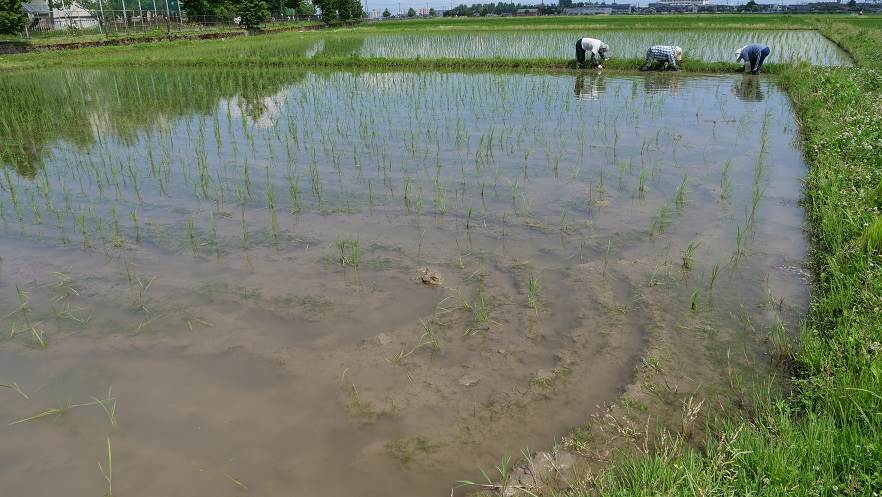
[24,0,100,30]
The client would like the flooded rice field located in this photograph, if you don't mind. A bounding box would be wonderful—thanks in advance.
[188,29,851,65]
[0,69,808,496]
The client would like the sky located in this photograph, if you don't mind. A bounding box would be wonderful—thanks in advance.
[361,0,842,15]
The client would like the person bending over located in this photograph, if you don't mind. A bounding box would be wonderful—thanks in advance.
[576,37,609,69]
[736,44,771,75]
[641,45,683,72]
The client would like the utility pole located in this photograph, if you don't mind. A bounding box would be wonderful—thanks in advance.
[97,0,106,34]
[164,0,171,33]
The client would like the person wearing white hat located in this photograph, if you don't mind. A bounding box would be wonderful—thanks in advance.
[576,37,609,69]
[736,44,771,75]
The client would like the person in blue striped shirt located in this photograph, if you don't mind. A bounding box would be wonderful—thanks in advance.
[736,44,771,75]
[640,45,683,71]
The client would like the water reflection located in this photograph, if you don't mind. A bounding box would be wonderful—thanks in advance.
[573,72,607,100]
[0,69,306,177]
[732,74,766,102]
[643,73,681,95]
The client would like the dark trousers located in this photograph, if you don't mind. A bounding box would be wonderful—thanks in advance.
[576,41,598,68]
[750,47,771,74]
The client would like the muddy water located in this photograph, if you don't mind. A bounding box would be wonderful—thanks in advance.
[0,69,808,497]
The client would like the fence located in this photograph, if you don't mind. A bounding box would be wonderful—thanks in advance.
[21,9,320,39]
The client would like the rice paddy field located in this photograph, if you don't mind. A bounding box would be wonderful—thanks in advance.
[1,14,880,497]
[290,30,850,65]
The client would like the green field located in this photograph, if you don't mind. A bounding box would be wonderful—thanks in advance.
[1,13,880,497]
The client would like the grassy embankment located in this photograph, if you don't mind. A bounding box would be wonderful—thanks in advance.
[0,19,324,47]
[0,14,879,495]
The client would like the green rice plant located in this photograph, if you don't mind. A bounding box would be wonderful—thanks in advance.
[130,274,156,312]
[638,169,650,199]
[186,218,199,255]
[465,287,492,336]
[720,160,732,200]
[709,263,721,292]
[602,239,611,277]
[9,390,116,426]
[240,208,249,248]
[690,289,700,311]
[223,473,247,490]
[0,382,29,400]
[287,174,301,213]
[682,240,701,270]
[527,274,541,316]
[130,208,140,243]
[675,174,688,207]
[99,437,113,497]
[336,239,362,269]
[457,453,526,497]
[90,385,118,428]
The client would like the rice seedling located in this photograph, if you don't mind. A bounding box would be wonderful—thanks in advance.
[129,273,156,312]
[223,473,248,490]
[91,386,118,428]
[98,437,113,497]
[389,319,441,364]
[186,218,199,254]
[675,175,688,207]
[709,263,721,292]
[682,240,700,271]
[527,274,541,316]
[0,382,29,400]
[602,239,611,277]
[690,289,700,311]
[8,389,117,426]
[720,160,732,200]
[336,239,361,269]
[637,169,650,199]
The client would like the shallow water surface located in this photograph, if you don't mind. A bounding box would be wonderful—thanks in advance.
[0,69,808,496]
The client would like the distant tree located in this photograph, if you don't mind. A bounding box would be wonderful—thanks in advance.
[315,0,363,23]
[407,6,416,16]
[428,7,435,15]
[382,7,391,15]
[847,0,857,8]
[238,0,271,28]
[181,0,238,19]
[0,0,27,35]
[740,0,760,11]
[296,0,316,15]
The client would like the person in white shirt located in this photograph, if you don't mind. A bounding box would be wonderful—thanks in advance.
[576,37,609,69]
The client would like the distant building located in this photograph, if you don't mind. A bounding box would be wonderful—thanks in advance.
[23,0,99,30]
[515,8,539,15]
[563,6,612,14]
[654,0,708,6]
[563,4,633,15]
